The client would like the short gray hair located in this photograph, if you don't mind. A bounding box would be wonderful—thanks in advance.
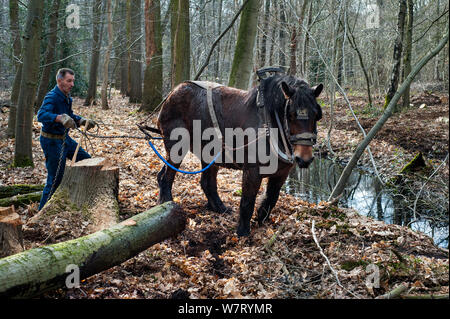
[56,68,75,81]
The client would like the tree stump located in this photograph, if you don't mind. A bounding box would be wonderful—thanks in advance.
[0,206,24,258]
[26,157,120,242]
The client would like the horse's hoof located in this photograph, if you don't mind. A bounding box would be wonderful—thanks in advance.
[257,212,269,225]
[236,225,250,237]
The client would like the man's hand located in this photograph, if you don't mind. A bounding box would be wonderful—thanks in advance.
[56,113,76,129]
[79,117,97,131]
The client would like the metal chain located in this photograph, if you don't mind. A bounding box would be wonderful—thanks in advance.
[47,128,68,202]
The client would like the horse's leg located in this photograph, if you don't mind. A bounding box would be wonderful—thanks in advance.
[157,142,184,204]
[257,173,289,225]
[200,164,230,214]
[237,167,262,237]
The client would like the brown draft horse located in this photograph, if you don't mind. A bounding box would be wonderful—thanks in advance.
[156,72,323,236]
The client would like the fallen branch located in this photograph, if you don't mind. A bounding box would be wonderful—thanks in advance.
[0,184,44,199]
[0,201,186,298]
[264,224,286,252]
[0,191,42,208]
[376,283,409,299]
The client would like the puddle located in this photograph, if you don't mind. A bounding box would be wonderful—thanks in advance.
[284,157,449,248]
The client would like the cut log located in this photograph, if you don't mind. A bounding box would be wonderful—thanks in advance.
[0,184,44,199]
[0,191,42,208]
[0,206,24,258]
[27,157,120,240]
[0,201,186,298]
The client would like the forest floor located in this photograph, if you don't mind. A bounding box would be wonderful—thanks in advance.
[0,88,448,299]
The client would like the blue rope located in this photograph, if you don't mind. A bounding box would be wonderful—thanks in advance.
[147,140,221,175]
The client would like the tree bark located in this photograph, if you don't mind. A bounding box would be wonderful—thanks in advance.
[141,0,163,112]
[13,0,45,167]
[260,0,270,68]
[170,0,191,88]
[36,0,61,112]
[0,185,44,199]
[7,0,22,138]
[401,0,413,110]
[84,0,103,106]
[345,17,373,107]
[7,66,21,138]
[128,0,143,103]
[289,0,309,76]
[228,0,261,89]
[28,158,120,239]
[0,201,186,298]
[101,0,113,110]
[0,206,24,258]
[0,192,42,208]
[384,0,407,111]
[328,31,449,201]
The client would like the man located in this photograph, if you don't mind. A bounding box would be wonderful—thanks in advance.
[37,68,97,210]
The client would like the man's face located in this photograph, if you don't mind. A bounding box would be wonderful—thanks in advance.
[57,73,75,95]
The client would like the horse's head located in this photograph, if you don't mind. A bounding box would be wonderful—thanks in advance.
[280,79,323,168]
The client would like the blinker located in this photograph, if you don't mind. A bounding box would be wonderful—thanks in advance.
[296,108,309,120]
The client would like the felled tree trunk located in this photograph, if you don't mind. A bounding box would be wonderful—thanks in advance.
[0,201,186,298]
[0,191,42,208]
[0,206,24,258]
[0,184,44,199]
[27,158,120,240]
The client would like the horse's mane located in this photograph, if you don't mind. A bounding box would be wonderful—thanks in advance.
[245,74,314,115]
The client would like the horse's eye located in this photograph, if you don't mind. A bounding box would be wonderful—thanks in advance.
[296,108,309,120]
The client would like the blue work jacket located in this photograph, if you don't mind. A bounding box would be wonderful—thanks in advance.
[37,85,81,135]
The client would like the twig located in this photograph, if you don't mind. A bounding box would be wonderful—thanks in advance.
[194,0,250,80]
[264,224,286,252]
[376,283,409,299]
[409,152,449,226]
[311,220,361,298]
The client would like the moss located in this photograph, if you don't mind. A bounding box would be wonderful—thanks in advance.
[341,259,369,271]
[11,156,34,168]
[400,152,426,174]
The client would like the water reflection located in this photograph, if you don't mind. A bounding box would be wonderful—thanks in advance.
[284,157,449,248]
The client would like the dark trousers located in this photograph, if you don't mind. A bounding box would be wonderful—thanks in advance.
[39,135,91,210]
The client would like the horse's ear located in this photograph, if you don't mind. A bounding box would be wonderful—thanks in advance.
[312,84,323,97]
[281,82,295,99]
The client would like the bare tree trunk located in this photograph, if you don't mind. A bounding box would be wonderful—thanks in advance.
[260,0,270,68]
[84,0,103,106]
[13,0,45,167]
[278,1,287,68]
[114,0,128,96]
[36,0,61,111]
[345,16,373,107]
[228,0,261,89]
[101,0,113,110]
[384,0,407,111]
[171,0,191,88]
[329,31,449,201]
[128,0,143,103]
[214,0,224,78]
[301,0,313,80]
[142,0,163,112]
[7,0,22,138]
[289,0,309,76]
[401,0,413,110]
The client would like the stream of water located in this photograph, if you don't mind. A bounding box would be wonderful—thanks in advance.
[284,157,449,248]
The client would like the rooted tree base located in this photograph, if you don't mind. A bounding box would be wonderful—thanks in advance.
[26,158,120,243]
[0,206,24,258]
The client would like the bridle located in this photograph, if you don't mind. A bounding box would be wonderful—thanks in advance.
[256,67,318,165]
